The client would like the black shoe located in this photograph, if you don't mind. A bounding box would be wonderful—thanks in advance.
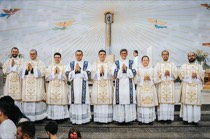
[35,120,43,124]
[160,120,165,124]
[82,122,88,125]
[57,120,63,124]
[167,120,172,124]
[183,121,188,125]
[149,122,154,125]
[194,122,199,127]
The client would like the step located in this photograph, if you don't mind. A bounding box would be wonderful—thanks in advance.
[35,121,210,138]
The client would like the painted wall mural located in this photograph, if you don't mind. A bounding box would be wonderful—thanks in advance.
[0,0,210,66]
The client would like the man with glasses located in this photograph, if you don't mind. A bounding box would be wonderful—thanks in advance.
[67,50,92,124]
[21,49,47,122]
[112,49,137,124]
[179,52,204,126]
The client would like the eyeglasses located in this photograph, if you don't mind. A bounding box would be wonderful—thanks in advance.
[30,53,36,55]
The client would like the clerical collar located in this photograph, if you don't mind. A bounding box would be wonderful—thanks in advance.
[11,57,18,59]
[98,60,106,63]
[189,62,196,64]
[140,65,150,69]
[120,58,127,61]
[30,59,38,61]
[54,63,62,66]
[162,60,169,63]
[76,60,83,63]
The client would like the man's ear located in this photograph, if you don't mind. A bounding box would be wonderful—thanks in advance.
[0,111,3,116]
[23,134,30,139]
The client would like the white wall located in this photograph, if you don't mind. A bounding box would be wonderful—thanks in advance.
[0,0,209,66]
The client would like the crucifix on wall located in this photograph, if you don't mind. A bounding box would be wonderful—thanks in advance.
[104,11,114,55]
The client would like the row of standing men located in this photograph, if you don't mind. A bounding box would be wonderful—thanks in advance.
[3,47,204,125]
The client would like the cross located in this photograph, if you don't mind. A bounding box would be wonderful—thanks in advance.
[104,11,114,55]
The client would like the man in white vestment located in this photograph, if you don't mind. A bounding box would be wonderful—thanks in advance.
[179,52,204,126]
[155,50,178,124]
[112,49,137,123]
[3,47,23,111]
[91,50,113,123]
[136,56,158,125]
[46,52,69,121]
[67,50,92,124]
[21,49,47,122]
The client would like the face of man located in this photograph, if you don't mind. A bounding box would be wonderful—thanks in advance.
[142,57,149,67]
[16,127,24,139]
[30,51,37,60]
[11,49,19,58]
[75,52,83,61]
[120,51,128,60]
[99,52,106,62]
[162,51,169,61]
[133,52,137,57]
[54,55,61,64]
[188,52,196,63]
[0,111,3,124]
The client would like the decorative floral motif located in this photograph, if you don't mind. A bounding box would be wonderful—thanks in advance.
[195,49,208,63]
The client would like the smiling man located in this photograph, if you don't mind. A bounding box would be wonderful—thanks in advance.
[21,49,47,122]
[154,50,178,124]
[3,47,24,111]
[45,52,69,121]
[91,50,113,123]
[179,52,204,126]
[112,49,137,124]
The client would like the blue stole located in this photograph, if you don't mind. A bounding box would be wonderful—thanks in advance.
[114,60,136,104]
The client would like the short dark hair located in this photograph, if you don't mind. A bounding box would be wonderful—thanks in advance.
[30,49,37,54]
[98,49,106,55]
[134,50,138,54]
[45,121,58,135]
[161,50,169,56]
[54,52,61,58]
[0,102,11,117]
[17,121,35,138]
[75,50,83,55]
[141,56,150,61]
[11,47,19,52]
[120,49,128,54]
[0,96,15,106]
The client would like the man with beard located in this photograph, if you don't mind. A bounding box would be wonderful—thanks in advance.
[3,47,24,111]
[21,49,47,122]
[179,52,204,126]
[154,50,178,124]
[16,121,35,139]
